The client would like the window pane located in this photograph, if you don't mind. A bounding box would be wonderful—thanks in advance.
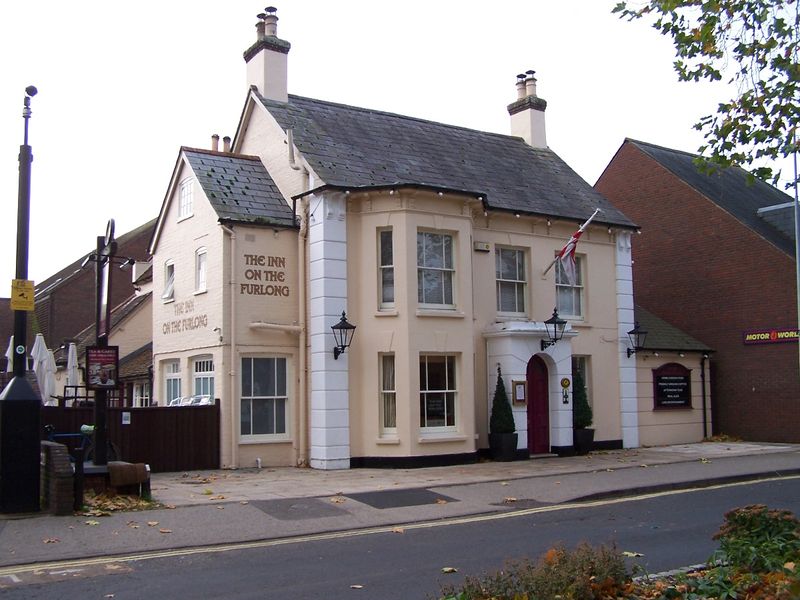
[443,271,453,305]
[253,358,272,397]
[443,235,452,269]
[380,231,393,266]
[253,399,273,434]
[425,392,446,427]
[381,269,394,303]
[240,399,252,435]
[446,392,455,427]
[498,281,516,312]
[446,356,455,388]
[275,399,286,434]
[241,358,252,397]
[382,355,395,390]
[276,358,286,396]
[421,270,443,304]
[426,356,447,390]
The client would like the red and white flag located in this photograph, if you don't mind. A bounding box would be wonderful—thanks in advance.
[544,208,601,285]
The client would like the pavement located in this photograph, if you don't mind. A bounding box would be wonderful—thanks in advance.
[0,441,799,569]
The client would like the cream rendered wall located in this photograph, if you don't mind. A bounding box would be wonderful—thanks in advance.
[636,353,712,446]
[471,214,624,447]
[228,224,299,468]
[347,191,477,459]
[109,296,152,358]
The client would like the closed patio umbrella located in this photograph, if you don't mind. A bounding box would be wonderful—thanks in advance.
[4,336,12,373]
[30,333,50,402]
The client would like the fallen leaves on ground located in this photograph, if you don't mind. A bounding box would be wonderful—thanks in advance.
[503,497,518,504]
[500,481,509,486]
[42,538,60,544]
[350,584,364,589]
[208,495,226,500]
[126,521,140,529]
[700,457,711,463]
[622,550,644,557]
[147,521,159,527]
[159,528,172,534]
[441,567,458,574]
[80,491,156,515]
[435,498,448,505]
[391,527,405,534]
[84,520,100,526]
[330,496,346,504]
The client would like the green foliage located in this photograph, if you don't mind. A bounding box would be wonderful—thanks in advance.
[572,370,593,429]
[439,543,628,600]
[614,0,800,188]
[489,368,516,435]
[713,503,800,572]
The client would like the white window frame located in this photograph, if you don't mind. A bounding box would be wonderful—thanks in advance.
[556,254,584,319]
[378,229,394,309]
[178,178,194,220]
[193,356,214,397]
[417,231,455,308]
[133,382,150,407]
[380,354,397,435]
[240,356,289,441]
[195,248,207,293]
[162,260,175,302]
[164,360,181,405]
[496,246,527,316]
[419,354,457,432]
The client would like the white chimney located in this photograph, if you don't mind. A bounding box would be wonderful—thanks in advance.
[211,134,220,152]
[244,7,291,103]
[508,70,547,148]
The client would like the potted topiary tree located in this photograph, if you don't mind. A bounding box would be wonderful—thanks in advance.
[572,370,594,455]
[489,366,518,462]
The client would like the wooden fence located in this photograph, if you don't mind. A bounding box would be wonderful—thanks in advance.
[41,403,220,473]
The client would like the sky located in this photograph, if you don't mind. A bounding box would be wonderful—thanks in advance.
[0,1,794,290]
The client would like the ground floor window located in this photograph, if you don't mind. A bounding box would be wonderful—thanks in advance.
[380,354,397,433]
[133,382,151,407]
[241,357,287,437]
[419,354,456,430]
[193,357,214,398]
[164,360,181,404]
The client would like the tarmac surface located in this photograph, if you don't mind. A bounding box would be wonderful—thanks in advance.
[0,441,798,569]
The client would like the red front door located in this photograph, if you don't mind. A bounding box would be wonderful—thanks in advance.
[527,355,549,454]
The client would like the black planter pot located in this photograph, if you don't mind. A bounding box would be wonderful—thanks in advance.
[489,432,518,462]
[573,428,595,455]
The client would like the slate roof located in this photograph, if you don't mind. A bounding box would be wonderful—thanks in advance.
[635,304,712,353]
[183,148,296,228]
[629,139,795,257]
[256,93,636,228]
[119,342,152,379]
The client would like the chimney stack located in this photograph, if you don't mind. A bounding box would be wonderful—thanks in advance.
[244,7,291,103]
[508,69,548,148]
[211,134,220,152]
[223,136,231,153]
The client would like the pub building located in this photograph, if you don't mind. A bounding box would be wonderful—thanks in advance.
[148,10,712,469]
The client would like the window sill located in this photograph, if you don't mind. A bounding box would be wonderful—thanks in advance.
[177,214,194,223]
[495,314,528,322]
[415,309,465,318]
[194,289,207,296]
[240,436,292,445]
[418,434,467,444]
[162,298,175,304]
[376,437,401,445]
[375,309,398,317]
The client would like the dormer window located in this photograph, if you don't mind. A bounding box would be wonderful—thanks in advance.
[178,178,194,220]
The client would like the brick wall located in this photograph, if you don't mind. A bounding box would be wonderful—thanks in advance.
[596,142,799,442]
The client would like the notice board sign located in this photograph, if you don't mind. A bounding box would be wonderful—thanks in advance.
[86,345,119,390]
[653,363,691,408]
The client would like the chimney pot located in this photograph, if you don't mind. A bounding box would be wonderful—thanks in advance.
[211,134,220,152]
[525,70,538,98]
[515,74,527,100]
[223,136,231,153]
[264,7,278,37]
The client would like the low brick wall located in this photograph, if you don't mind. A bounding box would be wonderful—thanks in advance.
[40,441,73,515]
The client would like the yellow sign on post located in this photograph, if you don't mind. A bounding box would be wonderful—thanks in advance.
[10,279,35,311]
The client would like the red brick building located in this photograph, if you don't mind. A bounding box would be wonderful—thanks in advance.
[596,139,798,442]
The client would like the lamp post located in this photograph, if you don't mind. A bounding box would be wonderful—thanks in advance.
[0,86,41,513]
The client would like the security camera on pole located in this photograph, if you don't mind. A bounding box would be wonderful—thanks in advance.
[0,86,41,513]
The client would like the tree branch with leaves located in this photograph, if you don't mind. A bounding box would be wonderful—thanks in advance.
[614,0,800,186]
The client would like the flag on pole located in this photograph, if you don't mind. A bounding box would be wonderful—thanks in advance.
[543,208,602,285]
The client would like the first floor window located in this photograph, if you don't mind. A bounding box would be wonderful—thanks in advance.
[556,255,583,318]
[380,354,396,432]
[241,357,287,436]
[162,261,175,301]
[496,247,526,314]
[379,230,394,308]
[195,248,207,292]
[419,354,456,429]
[417,231,454,306]
[164,360,181,404]
[193,357,214,397]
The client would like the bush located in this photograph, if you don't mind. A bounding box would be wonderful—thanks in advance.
[439,543,628,600]
[489,367,515,435]
[713,504,800,573]
[572,370,592,429]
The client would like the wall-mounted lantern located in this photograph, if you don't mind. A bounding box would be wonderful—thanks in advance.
[626,321,648,357]
[541,308,567,351]
[331,312,356,359]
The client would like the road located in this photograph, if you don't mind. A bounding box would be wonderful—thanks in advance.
[2,477,799,599]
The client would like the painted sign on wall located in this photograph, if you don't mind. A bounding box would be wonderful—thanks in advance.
[240,254,290,297]
[742,328,799,345]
